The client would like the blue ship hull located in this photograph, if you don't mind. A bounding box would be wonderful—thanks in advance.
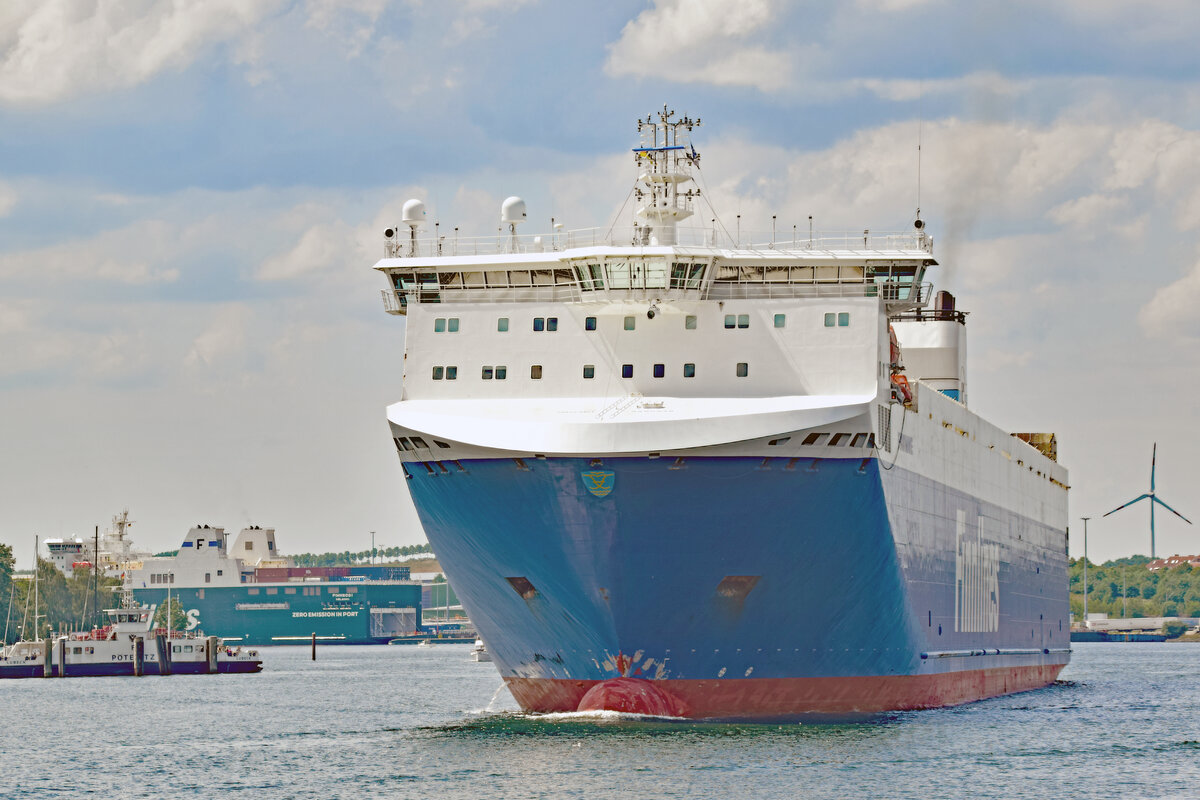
[403,455,1069,718]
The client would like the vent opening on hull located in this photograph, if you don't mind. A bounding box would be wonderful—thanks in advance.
[506,576,539,600]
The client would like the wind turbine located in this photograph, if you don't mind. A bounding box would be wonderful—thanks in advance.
[1103,443,1192,558]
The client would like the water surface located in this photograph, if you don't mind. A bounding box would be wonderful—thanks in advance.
[3,643,1197,798]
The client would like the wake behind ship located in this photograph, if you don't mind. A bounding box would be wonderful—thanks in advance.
[374,108,1070,720]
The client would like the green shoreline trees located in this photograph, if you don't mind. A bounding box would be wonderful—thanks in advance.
[1070,557,1200,619]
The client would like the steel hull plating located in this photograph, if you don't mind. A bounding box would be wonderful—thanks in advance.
[404,455,1069,719]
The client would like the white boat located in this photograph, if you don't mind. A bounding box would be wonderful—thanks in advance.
[471,639,492,662]
[0,606,262,678]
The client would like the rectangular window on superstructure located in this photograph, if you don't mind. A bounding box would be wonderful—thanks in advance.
[533,317,545,332]
[205,573,211,583]
[285,587,296,595]
[685,315,697,330]
[585,316,597,331]
[683,363,695,378]
[838,312,850,327]
[624,316,636,331]
[724,314,736,329]
[495,366,507,380]
[497,317,509,332]
[446,366,458,380]
[736,362,749,377]
[530,365,543,379]
[546,317,558,332]
[248,588,259,595]
[266,588,278,595]
[774,314,786,328]
[432,366,444,380]
[737,314,749,329]
[482,366,494,380]
[217,569,222,576]
[622,364,633,378]
[583,365,595,379]
[448,318,459,332]
[653,363,665,378]
[824,313,836,327]
[434,318,446,332]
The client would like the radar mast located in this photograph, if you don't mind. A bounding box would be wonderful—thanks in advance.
[634,105,700,246]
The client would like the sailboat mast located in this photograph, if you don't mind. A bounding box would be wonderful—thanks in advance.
[93,525,100,629]
[33,535,39,641]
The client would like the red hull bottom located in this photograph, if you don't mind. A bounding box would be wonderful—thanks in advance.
[506,663,1068,720]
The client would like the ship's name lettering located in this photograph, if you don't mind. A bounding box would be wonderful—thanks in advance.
[111,654,134,661]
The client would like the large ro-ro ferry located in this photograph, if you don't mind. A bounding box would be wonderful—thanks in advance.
[375,108,1070,720]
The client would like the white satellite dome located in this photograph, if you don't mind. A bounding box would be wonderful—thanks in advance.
[402,198,427,228]
[501,196,527,225]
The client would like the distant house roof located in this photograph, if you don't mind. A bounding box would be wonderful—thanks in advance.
[1147,554,1200,571]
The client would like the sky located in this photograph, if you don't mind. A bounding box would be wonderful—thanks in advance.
[3,0,1200,567]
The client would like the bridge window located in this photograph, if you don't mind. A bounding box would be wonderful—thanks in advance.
[685,315,697,330]
[497,317,509,332]
[624,316,636,331]
[838,312,850,327]
[583,365,595,379]
[446,366,458,380]
[653,364,665,378]
[495,366,507,380]
[447,318,459,332]
[683,363,695,378]
[738,314,749,328]
[533,317,545,332]
[774,314,786,328]
[482,367,493,380]
[585,316,597,331]
[530,365,543,379]
[724,314,735,329]
[432,366,443,380]
[622,364,633,378]
[736,362,749,377]
[435,318,446,332]
[547,317,558,332]
[824,313,835,327]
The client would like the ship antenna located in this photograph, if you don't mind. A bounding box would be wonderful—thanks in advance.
[915,79,925,233]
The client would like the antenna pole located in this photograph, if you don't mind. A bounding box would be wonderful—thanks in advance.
[1080,517,1090,624]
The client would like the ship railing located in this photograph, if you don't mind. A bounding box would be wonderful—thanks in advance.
[382,226,934,258]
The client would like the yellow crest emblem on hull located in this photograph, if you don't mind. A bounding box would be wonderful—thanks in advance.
[581,470,615,498]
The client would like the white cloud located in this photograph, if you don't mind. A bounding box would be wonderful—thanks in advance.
[1140,261,1200,340]
[0,219,183,284]
[258,220,356,280]
[0,0,289,105]
[184,303,252,371]
[0,180,15,216]
[605,0,794,92]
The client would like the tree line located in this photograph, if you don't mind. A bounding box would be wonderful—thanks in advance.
[1069,556,1200,619]
[290,543,434,567]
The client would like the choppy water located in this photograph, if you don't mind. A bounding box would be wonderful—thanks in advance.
[2,643,1198,798]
